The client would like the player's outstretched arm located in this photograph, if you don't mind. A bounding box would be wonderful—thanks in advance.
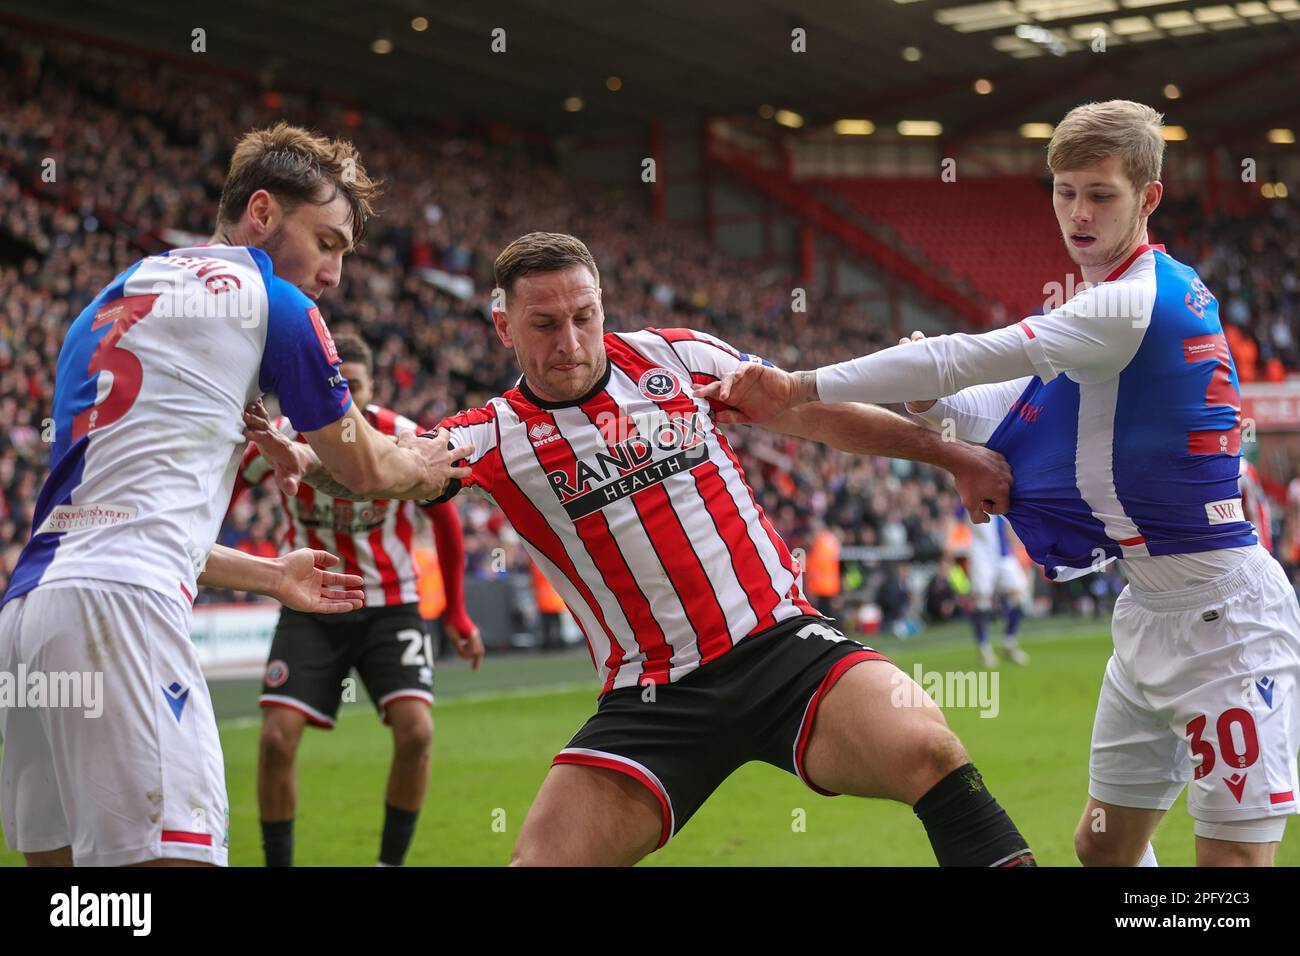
[758,400,1012,522]
[198,545,365,613]
[300,406,473,501]
[712,280,1147,415]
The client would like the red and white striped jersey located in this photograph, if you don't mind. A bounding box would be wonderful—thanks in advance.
[235,404,424,606]
[437,328,821,694]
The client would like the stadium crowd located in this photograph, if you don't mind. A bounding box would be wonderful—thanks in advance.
[2,31,1297,628]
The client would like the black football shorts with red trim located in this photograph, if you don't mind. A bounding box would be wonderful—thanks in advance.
[553,615,889,849]
[259,603,435,729]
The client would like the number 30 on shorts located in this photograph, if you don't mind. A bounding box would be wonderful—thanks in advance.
[1185,709,1260,779]
[398,628,434,667]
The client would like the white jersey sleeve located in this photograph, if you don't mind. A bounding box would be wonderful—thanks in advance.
[910,377,1033,444]
[816,273,1156,404]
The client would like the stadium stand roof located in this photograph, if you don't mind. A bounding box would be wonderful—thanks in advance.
[1,0,1296,142]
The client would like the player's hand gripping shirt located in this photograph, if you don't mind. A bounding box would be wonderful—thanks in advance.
[435,329,821,694]
[823,244,1256,579]
[4,245,352,606]
[235,405,428,607]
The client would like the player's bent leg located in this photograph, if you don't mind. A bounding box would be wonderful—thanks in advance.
[1073,797,1166,866]
[802,659,964,803]
[801,658,1035,866]
[511,764,663,867]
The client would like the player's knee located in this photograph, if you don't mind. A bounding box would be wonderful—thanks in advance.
[390,708,434,759]
[509,825,560,866]
[259,718,302,766]
[1073,820,1130,867]
[918,724,968,786]
[902,719,969,799]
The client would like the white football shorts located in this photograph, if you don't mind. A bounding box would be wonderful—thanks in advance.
[1088,546,1300,842]
[0,581,228,866]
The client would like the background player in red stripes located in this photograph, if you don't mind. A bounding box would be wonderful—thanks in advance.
[233,335,482,866]
[249,231,1035,866]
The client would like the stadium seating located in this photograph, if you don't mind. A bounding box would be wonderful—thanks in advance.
[2,28,1297,619]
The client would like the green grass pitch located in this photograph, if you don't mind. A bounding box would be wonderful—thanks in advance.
[3,617,1297,866]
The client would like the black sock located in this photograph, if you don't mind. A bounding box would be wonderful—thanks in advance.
[261,819,294,867]
[380,803,420,867]
[912,764,1036,867]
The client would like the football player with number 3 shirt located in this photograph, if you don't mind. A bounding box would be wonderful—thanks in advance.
[0,125,468,867]
[702,101,1300,867]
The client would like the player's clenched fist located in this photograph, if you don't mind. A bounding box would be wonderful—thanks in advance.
[696,362,808,425]
[406,427,474,501]
[948,443,1012,524]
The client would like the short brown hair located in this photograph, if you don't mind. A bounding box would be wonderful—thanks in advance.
[217,122,382,245]
[1047,100,1166,192]
[493,232,600,298]
[332,333,373,371]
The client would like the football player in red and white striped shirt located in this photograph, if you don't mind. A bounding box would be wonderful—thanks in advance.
[233,334,481,867]
[251,232,1034,867]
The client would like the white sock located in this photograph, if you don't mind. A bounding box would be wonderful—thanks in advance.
[1136,842,1158,867]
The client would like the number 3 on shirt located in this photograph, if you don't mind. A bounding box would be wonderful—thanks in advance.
[71,293,159,441]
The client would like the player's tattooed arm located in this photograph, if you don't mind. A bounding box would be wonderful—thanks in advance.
[244,399,402,500]
[792,370,820,404]
[301,459,369,500]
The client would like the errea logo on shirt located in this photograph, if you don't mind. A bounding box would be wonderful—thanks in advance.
[529,422,561,447]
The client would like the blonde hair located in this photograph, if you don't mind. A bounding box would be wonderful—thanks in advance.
[1047,100,1165,191]
[217,122,382,245]
[494,232,600,296]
